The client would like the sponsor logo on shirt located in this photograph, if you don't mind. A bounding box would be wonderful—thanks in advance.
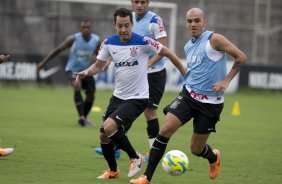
[114,60,139,68]
[143,37,160,49]
[189,89,208,100]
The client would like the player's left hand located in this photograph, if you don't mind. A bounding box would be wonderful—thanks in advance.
[212,80,229,93]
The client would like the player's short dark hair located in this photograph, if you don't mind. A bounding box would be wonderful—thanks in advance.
[113,8,133,24]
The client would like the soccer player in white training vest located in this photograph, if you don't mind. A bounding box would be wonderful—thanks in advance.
[131,7,247,184]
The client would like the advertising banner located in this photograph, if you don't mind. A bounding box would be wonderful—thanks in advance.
[0,56,242,93]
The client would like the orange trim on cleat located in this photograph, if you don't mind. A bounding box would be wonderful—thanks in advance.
[97,169,120,179]
[209,149,221,180]
[0,147,14,157]
[130,175,149,184]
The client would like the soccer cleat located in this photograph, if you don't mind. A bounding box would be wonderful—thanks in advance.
[130,175,149,184]
[209,149,221,180]
[84,119,95,126]
[94,148,121,159]
[97,169,120,179]
[128,153,144,178]
[78,116,95,127]
[78,116,86,127]
[94,148,103,155]
[0,147,14,157]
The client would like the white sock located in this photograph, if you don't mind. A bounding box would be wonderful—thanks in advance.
[148,138,155,149]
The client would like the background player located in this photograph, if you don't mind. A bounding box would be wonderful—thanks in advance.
[38,20,101,127]
[132,0,168,152]
[0,54,14,157]
[0,54,10,64]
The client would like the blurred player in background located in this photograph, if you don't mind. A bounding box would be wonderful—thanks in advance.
[0,55,14,157]
[38,20,101,127]
[95,0,169,161]
[75,8,186,180]
[0,54,10,64]
[131,7,247,184]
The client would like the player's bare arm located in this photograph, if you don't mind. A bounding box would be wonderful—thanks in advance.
[102,60,112,71]
[37,35,74,70]
[211,33,247,93]
[158,47,187,76]
[74,59,105,85]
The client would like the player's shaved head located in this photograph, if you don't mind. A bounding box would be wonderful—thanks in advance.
[186,7,205,18]
[185,7,207,39]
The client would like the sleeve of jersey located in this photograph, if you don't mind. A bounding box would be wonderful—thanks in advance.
[96,39,110,62]
[143,37,164,55]
[149,15,167,39]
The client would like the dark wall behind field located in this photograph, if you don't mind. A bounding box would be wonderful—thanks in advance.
[0,0,281,66]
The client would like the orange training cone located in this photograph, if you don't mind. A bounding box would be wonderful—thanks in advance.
[232,101,240,116]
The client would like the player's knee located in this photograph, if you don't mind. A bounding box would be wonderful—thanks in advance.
[74,91,83,102]
[159,126,173,138]
[85,93,94,101]
[103,120,118,136]
[73,83,81,90]
[99,133,110,143]
[144,108,157,120]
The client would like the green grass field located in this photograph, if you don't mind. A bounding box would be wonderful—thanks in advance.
[0,85,281,184]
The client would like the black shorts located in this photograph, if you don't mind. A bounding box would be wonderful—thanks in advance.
[100,96,148,133]
[66,71,96,93]
[147,69,166,109]
[163,87,224,134]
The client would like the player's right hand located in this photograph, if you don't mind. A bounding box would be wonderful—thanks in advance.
[74,70,88,86]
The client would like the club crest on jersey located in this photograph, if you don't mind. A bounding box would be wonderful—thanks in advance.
[130,46,138,57]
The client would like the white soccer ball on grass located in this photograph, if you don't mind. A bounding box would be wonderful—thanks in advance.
[162,150,189,176]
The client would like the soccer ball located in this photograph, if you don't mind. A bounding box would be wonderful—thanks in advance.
[162,150,189,176]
